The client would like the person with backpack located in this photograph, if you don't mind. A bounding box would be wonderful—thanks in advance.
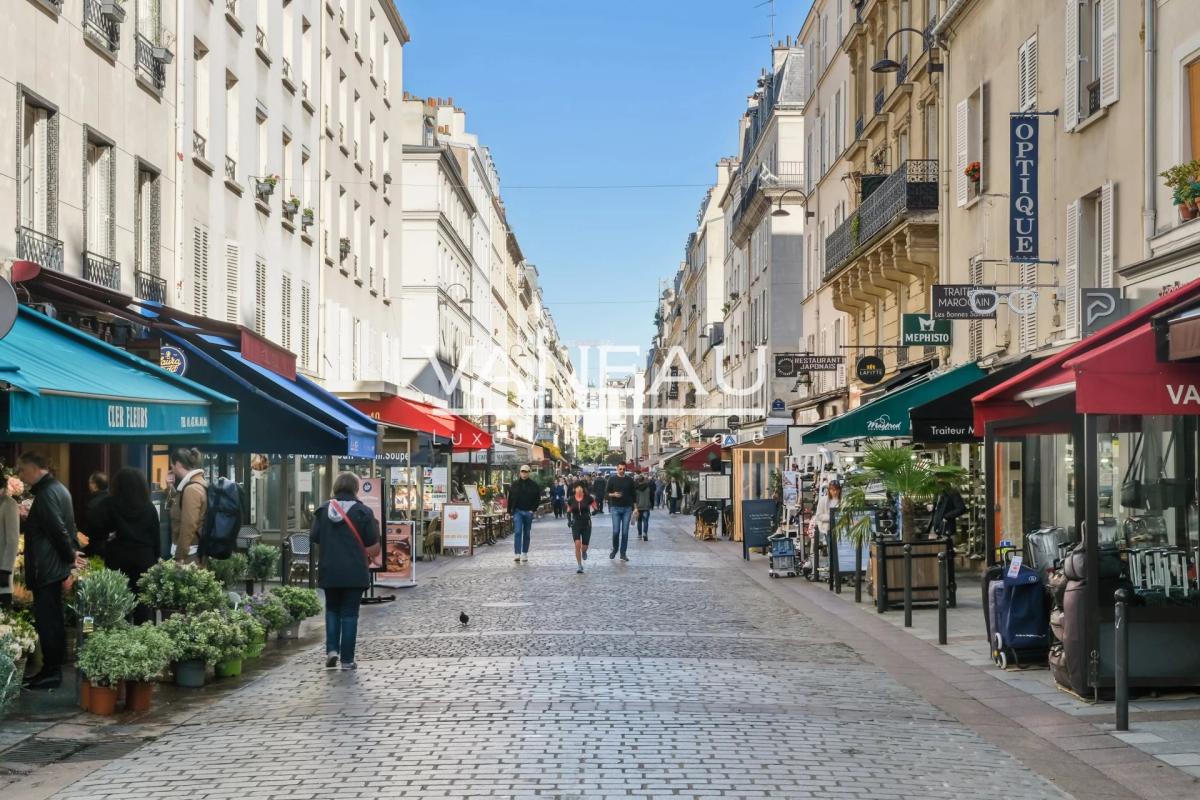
[311,471,380,671]
[168,448,207,564]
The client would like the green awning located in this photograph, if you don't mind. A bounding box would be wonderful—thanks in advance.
[0,307,238,443]
[802,363,985,444]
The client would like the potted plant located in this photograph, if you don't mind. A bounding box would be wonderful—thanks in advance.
[138,560,229,615]
[850,214,861,246]
[270,585,321,639]
[301,207,315,228]
[339,236,351,261]
[0,609,36,683]
[231,609,267,661]
[209,553,248,589]
[160,611,230,688]
[212,610,251,678]
[255,174,280,199]
[1161,160,1200,222]
[243,593,292,640]
[68,568,137,630]
[0,637,24,720]
[964,160,981,187]
[77,624,172,714]
[839,443,965,544]
[246,543,281,594]
[283,195,301,218]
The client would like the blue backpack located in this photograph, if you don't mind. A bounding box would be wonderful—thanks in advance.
[202,477,243,560]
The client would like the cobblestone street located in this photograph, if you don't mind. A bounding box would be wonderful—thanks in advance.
[33,513,1083,800]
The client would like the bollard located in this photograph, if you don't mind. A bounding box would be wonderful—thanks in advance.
[937,552,948,645]
[854,542,863,604]
[903,544,913,628]
[1115,588,1130,732]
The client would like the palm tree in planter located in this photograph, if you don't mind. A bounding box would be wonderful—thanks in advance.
[839,443,966,544]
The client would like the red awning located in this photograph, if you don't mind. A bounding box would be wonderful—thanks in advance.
[973,278,1200,432]
[680,442,722,472]
[352,397,492,452]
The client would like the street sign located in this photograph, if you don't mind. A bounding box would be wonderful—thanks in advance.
[931,284,998,319]
[901,313,952,346]
[771,398,786,412]
[856,356,885,384]
[1081,287,1130,337]
[775,353,843,376]
[1010,115,1040,263]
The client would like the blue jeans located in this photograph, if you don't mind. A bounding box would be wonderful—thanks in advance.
[323,587,364,663]
[636,508,650,537]
[512,510,534,554]
[610,505,632,556]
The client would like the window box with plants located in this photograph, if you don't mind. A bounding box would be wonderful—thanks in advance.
[964,161,981,195]
[301,206,315,229]
[339,237,351,261]
[270,585,321,639]
[1162,160,1200,223]
[255,173,280,200]
[77,624,173,715]
[283,195,301,219]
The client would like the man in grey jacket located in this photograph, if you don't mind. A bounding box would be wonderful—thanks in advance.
[18,452,78,690]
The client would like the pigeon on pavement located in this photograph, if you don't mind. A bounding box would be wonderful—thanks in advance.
[459,611,470,627]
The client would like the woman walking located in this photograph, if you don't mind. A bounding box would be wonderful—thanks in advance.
[634,476,654,542]
[167,448,207,564]
[550,478,567,519]
[809,479,842,544]
[90,468,161,624]
[311,471,381,670]
[566,482,596,574]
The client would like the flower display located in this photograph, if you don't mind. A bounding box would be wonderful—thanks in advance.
[0,609,37,661]
[965,161,982,182]
[242,593,292,632]
[6,476,24,498]
[137,560,229,614]
[270,585,321,621]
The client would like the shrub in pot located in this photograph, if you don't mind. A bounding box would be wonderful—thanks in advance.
[246,544,281,593]
[0,609,37,678]
[209,553,248,589]
[0,635,23,719]
[68,568,137,630]
[211,610,251,678]
[77,624,172,714]
[160,611,229,687]
[230,609,266,661]
[137,560,229,614]
[242,593,292,639]
[270,586,321,639]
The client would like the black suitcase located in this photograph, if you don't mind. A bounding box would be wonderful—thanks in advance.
[1052,580,1090,695]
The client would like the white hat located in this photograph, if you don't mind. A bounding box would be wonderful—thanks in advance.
[519,464,531,472]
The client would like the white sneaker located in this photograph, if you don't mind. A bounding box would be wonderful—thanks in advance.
[514,556,521,563]
[521,554,529,563]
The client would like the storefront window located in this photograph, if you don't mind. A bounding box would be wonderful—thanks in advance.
[296,456,330,534]
[993,432,1078,552]
[249,453,283,538]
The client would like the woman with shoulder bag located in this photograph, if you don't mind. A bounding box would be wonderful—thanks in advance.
[311,472,381,670]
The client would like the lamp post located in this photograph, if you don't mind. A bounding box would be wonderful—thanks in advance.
[770,188,815,219]
[483,413,496,544]
[869,27,943,74]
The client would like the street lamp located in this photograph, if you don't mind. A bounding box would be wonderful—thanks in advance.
[771,188,815,219]
[870,27,943,74]
[444,282,473,305]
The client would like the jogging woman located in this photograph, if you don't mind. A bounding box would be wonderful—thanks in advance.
[566,482,596,574]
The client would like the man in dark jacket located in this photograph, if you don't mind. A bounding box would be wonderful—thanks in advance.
[506,466,542,563]
[929,483,967,537]
[591,475,607,514]
[18,452,78,689]
[605,465,638,561]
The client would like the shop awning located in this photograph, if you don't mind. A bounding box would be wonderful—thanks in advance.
[163,332,377,456]
[908,360,1035,443]
[650,446,688,469]
[351,397,492,452]
[974,277,1200,432]
[804,363,986,444]
[0,308,237,443]
[680,442,723,471]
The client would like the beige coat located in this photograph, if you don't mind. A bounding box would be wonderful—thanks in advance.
[169,471,207,563]
[0,494,19,594]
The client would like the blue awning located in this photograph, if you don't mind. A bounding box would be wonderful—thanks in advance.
[162,332,377,457]
[0,308,238,443]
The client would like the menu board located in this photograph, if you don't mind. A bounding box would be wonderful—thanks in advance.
[424,466,448,511]
[378,521,415,586]
[441,503,472,552]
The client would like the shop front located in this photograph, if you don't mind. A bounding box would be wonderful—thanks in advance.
[973,278,1200,693]
[729,432,786,542]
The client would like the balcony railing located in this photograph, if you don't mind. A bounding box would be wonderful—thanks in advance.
[255,26,267,52]
[17,226,64,273]
[84,251,121,290]
[855,115,864,139]
[874,88,885,115]
[83,0,120,52]
[823,159,938,280]
[225,0,237,16]
[1086,79,1101,119]
[281,57,292,84]
[301,81,310,101]
[135,270,166,303]
[135,34,166,89]
[225,155,237,183]
[771,160,805,187]
[896,55,910,85]
[193,130,207,159]
[338,123,344,144]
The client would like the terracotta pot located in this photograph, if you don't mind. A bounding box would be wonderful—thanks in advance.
[1181,203,1198,221]
[125,681,154,713]
[80,677,93,711]
[214,657,243,678]
[90,684,119,716]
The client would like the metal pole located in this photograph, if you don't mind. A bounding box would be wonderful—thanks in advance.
[1115,588,1130,732]
[903,543,913,628]
[485,416,494,545]
[937,551,948,645]
[854,540,863,603]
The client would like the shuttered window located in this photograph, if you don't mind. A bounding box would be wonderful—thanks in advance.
[85,141,114,258]
[281,272,293,353]
[969,257,984,361]
[1020,263,1038,352]
[300,281,312,370]
[1064,0,1080,131]
[254,256,267,337]
[1098,0,1119,108]
[1063,199,1081,338]
[192,224,210,316]
[955,99,969,207]
[1099,182,1114,288]
[1017,34,1038,113]
[225,241,240,323]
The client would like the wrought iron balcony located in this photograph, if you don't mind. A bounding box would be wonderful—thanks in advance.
[823,159,938,280]
[84,251,121,290]
[135,34,166,90]
[226,0,237,16]
[135,270,166,303]
[874,88,885,115]
[1086,79,1101,118]
[255,26,267,53]
[225,155,237,183]
[855,115,864,139]
[281,58,293,84]
[17,226,64,273]
[896,55,910,85]
[84,0,121,52]
[193,130,207,159]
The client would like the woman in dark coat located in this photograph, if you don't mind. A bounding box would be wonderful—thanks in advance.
[311,471,381,670]
[90,468,161,624]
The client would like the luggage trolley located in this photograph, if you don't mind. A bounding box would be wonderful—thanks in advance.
[768,531,798,578]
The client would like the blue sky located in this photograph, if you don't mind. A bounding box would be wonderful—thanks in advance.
[398,0,812,383]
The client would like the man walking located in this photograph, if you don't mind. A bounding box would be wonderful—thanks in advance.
[591,474,608,514]
[634,475,654,542]
[605,464,637,561]
[18,452,78,690]
[506,466,541,564]
[655,476,665,509]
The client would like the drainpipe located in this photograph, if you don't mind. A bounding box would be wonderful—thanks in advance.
[1144,0,1157,258]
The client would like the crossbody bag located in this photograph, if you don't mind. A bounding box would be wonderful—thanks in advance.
[329,499,372,568]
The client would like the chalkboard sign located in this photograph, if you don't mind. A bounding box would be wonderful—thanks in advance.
[828,508,875,575]
[742,499,777,560]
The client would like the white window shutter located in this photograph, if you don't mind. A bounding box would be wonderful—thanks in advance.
[254,257,268,337]
[979,81,989,191]
[1099,0,1119,107]
[34,110,49,233]
[192,225,209,317]
[1020,35,1038,112]
[1100,182,1115,288]
[955,99,969,207]
[225,241,240,324]
[1021,263,1038,351]
[1017,42,1028,112]
[1064,199,1081,337]
[1064,0,1079,131]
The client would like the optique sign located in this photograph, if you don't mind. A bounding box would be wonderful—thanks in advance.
[1010,116,1039,263]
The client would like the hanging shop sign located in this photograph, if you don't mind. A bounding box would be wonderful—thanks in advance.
[1010,115,1039,263]
[1081,287,1131,337]
[159,344,189,375]
[965,287,1039,316]
[775,353,843,376]
[901,314,953,346]
[931,284,998,320]
[856,356,886,384]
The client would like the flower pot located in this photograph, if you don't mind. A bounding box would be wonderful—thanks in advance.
[174,659,207,688]
[214,657,243,678]
[277,620,301,640]
[1181,203,1198,222]
[90,684,119,716]
[125,681,154,713]
[244,640,266,660]
[80,677,93,711]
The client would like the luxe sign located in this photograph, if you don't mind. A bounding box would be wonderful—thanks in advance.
[1010,116,1039,263]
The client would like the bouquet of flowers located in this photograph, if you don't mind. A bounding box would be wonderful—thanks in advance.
[0,609,36,661]
[964,161,982,182]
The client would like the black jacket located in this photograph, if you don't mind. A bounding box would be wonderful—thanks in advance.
[310,492,380,589]
[90,496,161,577]
[566,494,595,532]
[605,475,637,508]
[82,491,110,558]
[506,478,542,512]
[591,478,607,500]
[24,474,77,588]
[929,489,967,535]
